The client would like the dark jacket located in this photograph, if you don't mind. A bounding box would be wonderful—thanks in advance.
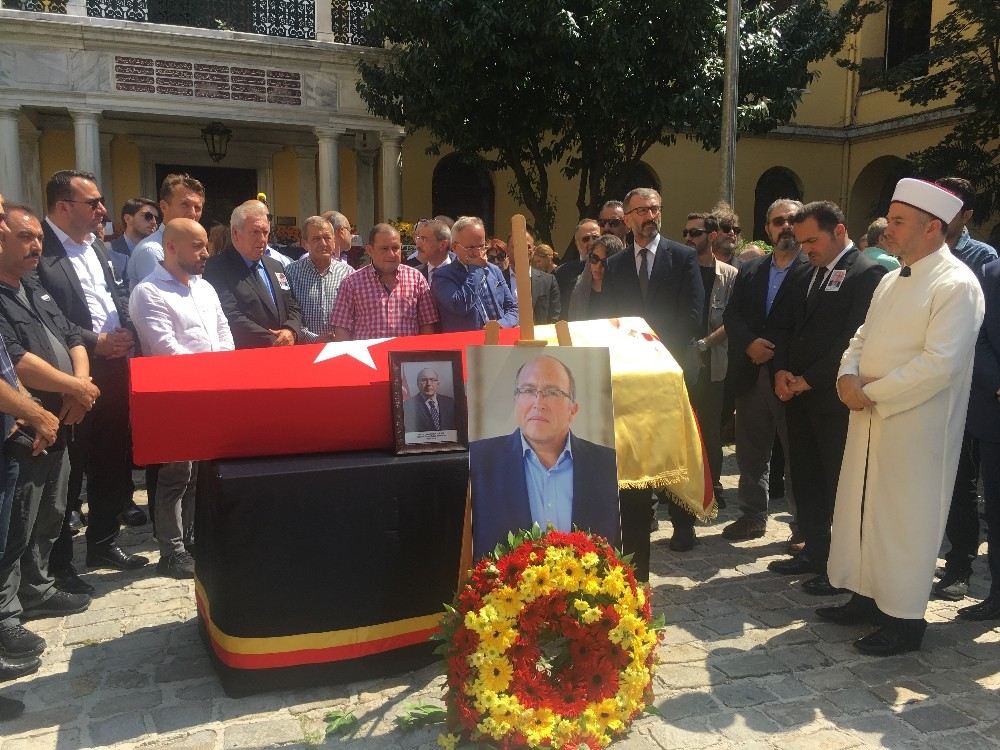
[37,220,133,352]
[723,253,805,396]
[968,259,1000,443]
[602,236,703,366]
[0,274,85,418]
[402,394,456,433]
[203,246,304,349]
[505,267,561,325]
[431,261,518,332]
[470,429,621,559]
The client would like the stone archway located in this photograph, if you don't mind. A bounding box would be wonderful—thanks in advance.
[431,154,495,235]
[752,167,803,241]
[848,155,914,236]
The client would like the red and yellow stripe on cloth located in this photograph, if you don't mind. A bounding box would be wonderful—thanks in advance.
[195,579,441,669]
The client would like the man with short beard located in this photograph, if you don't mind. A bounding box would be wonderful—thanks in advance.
[722,199,804,543]
[711,203,741,266]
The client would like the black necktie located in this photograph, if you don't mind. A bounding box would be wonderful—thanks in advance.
[807,267,829,303]
[637,248,649,300]
[900,266,911,277]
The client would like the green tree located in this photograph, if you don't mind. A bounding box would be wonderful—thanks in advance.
[357,0,873,246]
[890,0,1000,221]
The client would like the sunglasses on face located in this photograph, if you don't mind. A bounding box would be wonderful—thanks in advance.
[597,218,623,228]
[140,211,159,222]
[63,197,105,210]
[487,250,507,262]
[588,254,607,266]
[720,224,741,234]
[682,228,707,238]
[770,215,794,227]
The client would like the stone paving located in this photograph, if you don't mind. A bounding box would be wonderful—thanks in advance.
[1,450,998,749]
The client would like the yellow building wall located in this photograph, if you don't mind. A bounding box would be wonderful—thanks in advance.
[339,144,357,226]
[38,129,75,203]
[271,148,299,220]
[110,135,142,226]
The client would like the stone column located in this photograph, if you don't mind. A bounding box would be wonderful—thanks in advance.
[71,109,103,189]
[19,118,42,213]
[354,132,379,240]
[315,0,336,43]
[100,132,115,220]
[296,145,319,223]
[379,131,404,223]
[65,0,88,16]
[315,126,344,212]
[0,107,24,203]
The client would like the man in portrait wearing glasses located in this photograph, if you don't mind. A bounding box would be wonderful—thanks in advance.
[109,197,159,287]
[37,170,148,575]
[470,355,620,559]
[127,174,205,291]
[432,216,518,332]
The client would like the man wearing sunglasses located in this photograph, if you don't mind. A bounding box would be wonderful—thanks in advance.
[109,198,159,288]
[598,200,629,243]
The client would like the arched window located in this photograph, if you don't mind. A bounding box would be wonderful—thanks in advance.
[432,154,495,235]
[849,156,914,235]
[753,167,803,241]
[620,161,661,194]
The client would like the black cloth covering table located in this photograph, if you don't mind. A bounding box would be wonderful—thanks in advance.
[194,450,468,695]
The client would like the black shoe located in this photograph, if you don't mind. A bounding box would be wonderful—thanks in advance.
[22,590,90,620]
[768,553,823,575]
[68,510,84,531]
[669,524,697,552]
[119,502,148,528]
[854,620,926,656]
[816,594,882,626]
[933,571,970,601]
[0,653,41,683]
[957,593,1000,621]
[54,569,96,596]
[156,550,195,579]
[722,516,767,541]
[0,624,46,659]
[802,573,847,597]
[0,693,28,720]
[86,544,149,571]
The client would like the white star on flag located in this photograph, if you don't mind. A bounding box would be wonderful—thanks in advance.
[312,338,393,369]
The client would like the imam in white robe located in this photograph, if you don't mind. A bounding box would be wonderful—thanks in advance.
[828,246,985,620]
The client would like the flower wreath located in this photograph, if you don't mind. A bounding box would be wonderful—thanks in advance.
[436,528,662,750]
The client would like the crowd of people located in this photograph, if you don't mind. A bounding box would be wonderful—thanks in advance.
[0,166,997,720]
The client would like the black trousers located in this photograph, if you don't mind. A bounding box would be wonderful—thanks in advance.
[620,488,653,582]
[979,440,1000,593]
[689,368,724,495]
[943,433,981,578]
[785,394,848,564]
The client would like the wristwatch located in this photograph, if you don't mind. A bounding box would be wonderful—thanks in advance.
[696,339,709,352]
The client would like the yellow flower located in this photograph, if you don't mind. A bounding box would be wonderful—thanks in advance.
[573,598,590,613]
[580,551,599,570]
[436,732,460,750]
[486,586,524,620]
[477,655,513,692]
[516,707,556,744]
[519,565,553,597]
[478,623,517,653]
[555,557,585,591]
[478,716,510,740]
[581,573,602,596]
[601,567,627,598]
[580,606,603,625]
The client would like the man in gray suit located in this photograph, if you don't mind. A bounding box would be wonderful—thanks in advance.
[402,367,455,433]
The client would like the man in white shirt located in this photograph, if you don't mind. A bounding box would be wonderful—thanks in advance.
[126,174,205,292]
[129,219,234,578]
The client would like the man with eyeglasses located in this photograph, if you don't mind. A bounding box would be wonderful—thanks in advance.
[711,203,742,265]
[723,198,804,545]
[684,212,738,513]
[37,170,148,576]
[432,216,518,332]
[127,173,206,292]
[554,219,600,319]
[598,200,629,243]
[109,197,159,288]
[470,354,620,559]
[413,219,456,285]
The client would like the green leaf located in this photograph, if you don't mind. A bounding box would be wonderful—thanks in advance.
[643,704,665,719]
[650,613,667,631]
[393,703,448,731]
[323,709,359,738]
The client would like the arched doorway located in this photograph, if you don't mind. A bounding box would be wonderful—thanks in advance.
[848,156,914,236]
[620,161,661,194]
[432,154,495,235]
[752,167,803,241]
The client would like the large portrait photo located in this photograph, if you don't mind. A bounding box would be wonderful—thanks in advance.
[390,351,467,454]
[466,346,620,559]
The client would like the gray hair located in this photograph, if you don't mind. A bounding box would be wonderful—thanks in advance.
[591,234,625,257]
[452,215,485,238]
[231,200,268,228]
[302,215,334,240]
[576,217,599,232]
[425,219,451,242]
[766,198,803,222]
[321,210,351,231]
[623,187,661,210]
[601,200,623,212]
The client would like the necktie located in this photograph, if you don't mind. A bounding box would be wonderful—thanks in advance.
[478,274,500,321]
[427,399,440,430]
[637,248,649,300]
[807,266,829,303]
[252,260,276,304]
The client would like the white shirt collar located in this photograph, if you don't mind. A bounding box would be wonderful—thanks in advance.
[45,216,95,250]
[824,243,854,272]
[635,233,660,256]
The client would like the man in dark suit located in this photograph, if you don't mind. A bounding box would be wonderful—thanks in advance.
[722,199,804,544]
[402,367,456,432]
[36,170,148,575]
[204,200,303,349]
[602,187,704,562]
[768,201,885,594]
[509,263,561,324]
[413,219,457,286]
[470,355,620,559]
[958,258,1000,620]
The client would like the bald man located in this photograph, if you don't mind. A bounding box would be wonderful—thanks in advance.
[129,219,234,578]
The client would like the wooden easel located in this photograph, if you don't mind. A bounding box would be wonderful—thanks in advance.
[459,215,574,583]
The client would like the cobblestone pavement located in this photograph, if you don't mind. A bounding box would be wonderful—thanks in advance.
[1,450,998,749]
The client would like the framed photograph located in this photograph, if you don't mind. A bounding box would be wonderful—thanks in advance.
[389,351,468,455]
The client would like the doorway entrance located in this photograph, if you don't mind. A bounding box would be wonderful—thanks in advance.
[155,164,257,230]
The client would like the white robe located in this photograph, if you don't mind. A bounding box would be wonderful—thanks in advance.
[828,246,985,620]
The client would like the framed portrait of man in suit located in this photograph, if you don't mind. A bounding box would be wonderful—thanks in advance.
[466,346,621,559]
[390,351,468,454]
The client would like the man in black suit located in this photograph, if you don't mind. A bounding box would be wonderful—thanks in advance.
[722,198,804,544]
[505,252,561,325]
[204,200,303,349]
[36,170,148,575]
[768,201,885,594]
[603,187,704,562]
[958,258,1000,620]
[470,355,620,559]
[413,219,457,287]
[402,367,456,433]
